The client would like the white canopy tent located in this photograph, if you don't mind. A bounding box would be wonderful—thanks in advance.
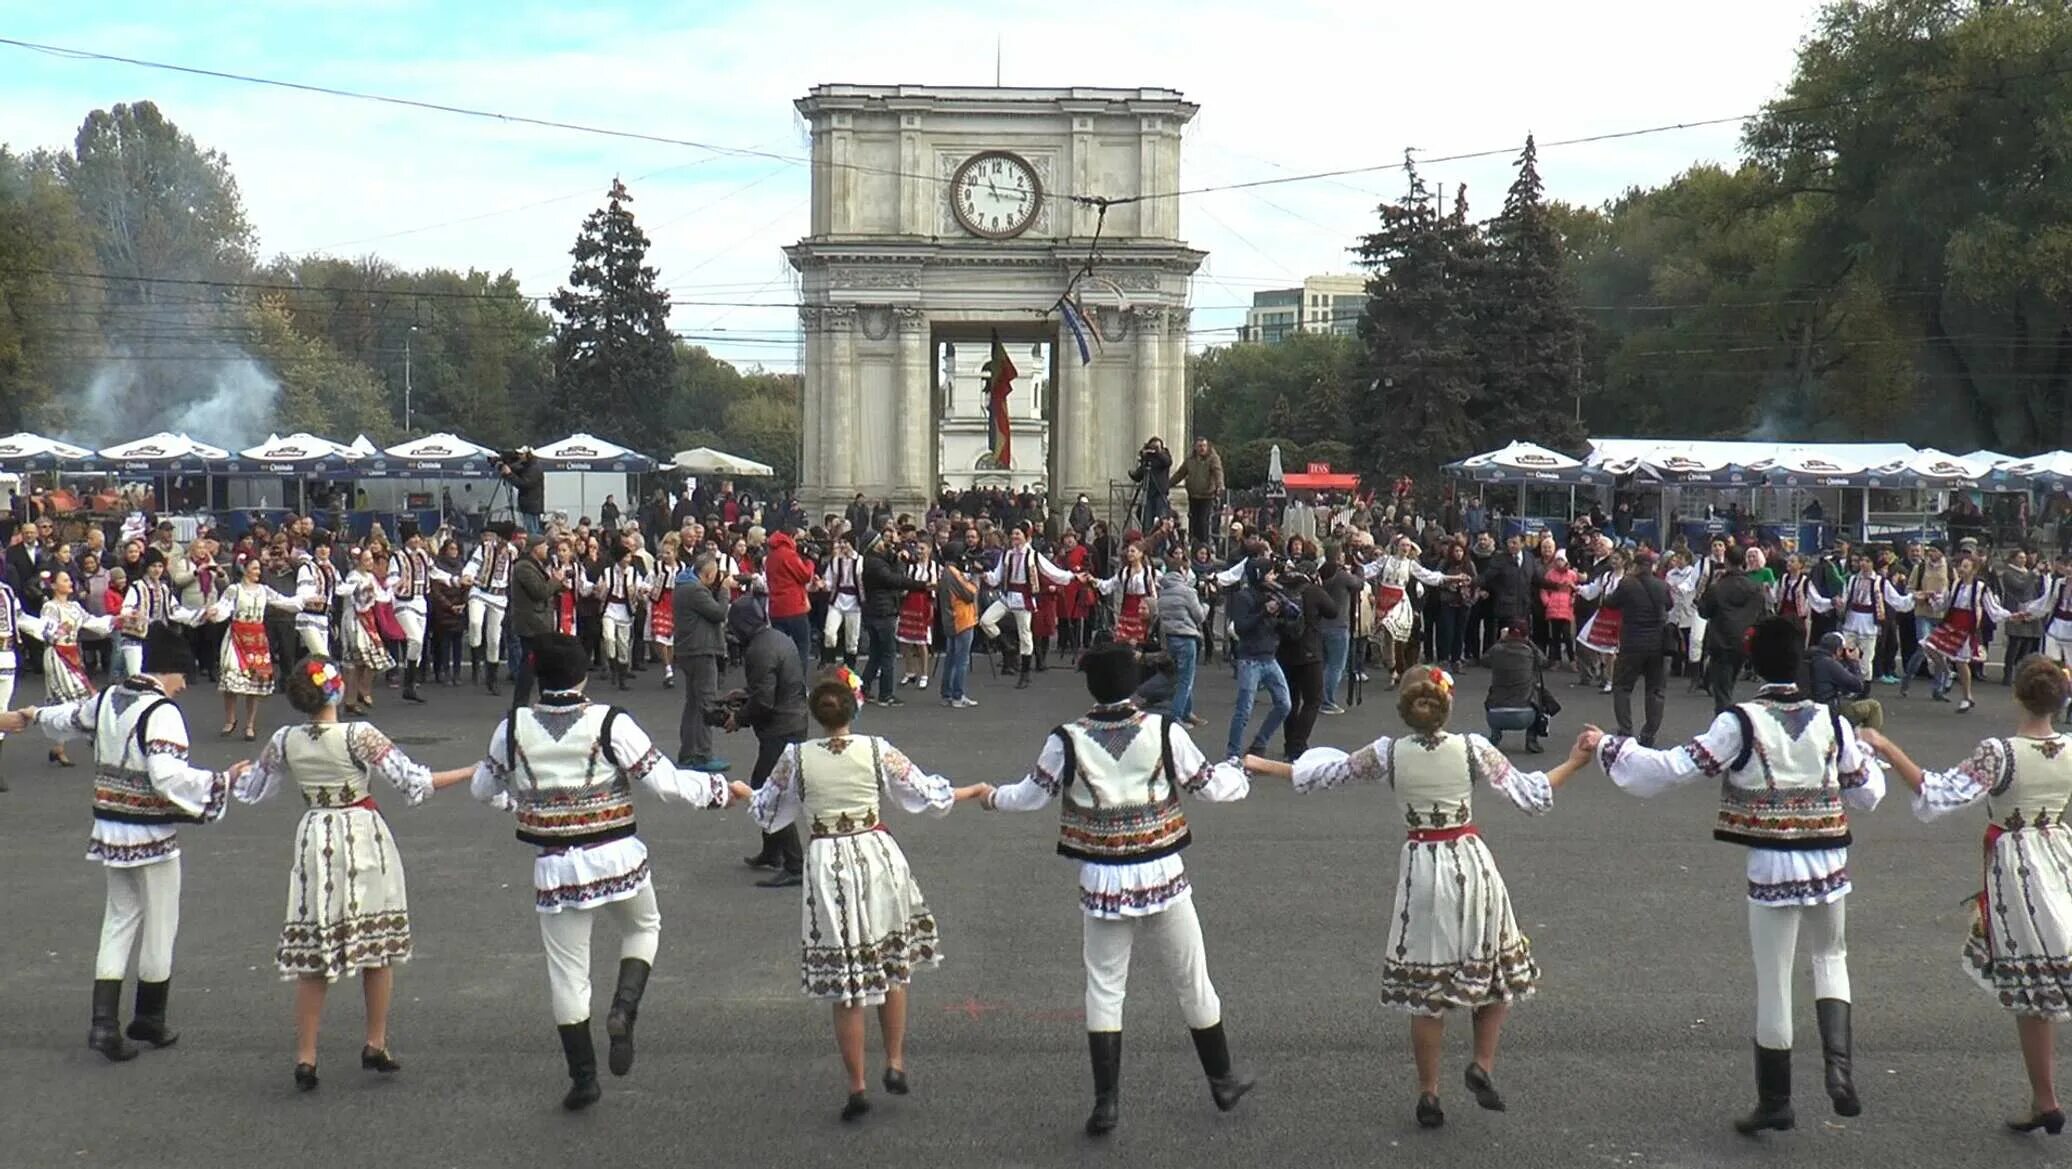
[671,447,774,477]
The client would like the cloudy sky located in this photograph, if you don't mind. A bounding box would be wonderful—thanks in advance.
[2,0,1829,371]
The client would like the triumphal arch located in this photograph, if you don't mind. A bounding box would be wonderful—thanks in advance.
[786,85,1203,515]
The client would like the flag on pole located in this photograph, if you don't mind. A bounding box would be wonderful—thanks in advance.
[983,330,1019,468]
[1058,297,1096,366]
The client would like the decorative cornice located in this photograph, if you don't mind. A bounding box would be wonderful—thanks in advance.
[894,305,929,332]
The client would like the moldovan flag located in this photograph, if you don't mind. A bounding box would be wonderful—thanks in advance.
[984,330,1018,469]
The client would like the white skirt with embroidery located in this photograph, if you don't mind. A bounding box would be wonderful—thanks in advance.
[1381,833,1538,1016]
[1967,825,2072,1020]
[277,806,411,981]
[801,828,941,1007]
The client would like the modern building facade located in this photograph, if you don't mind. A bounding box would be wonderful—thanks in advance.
[1241,274,1367,343]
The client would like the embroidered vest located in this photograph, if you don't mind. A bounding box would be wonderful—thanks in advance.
[2052,579,2072,624]
[506,703,635,848]
[832,556,859,596]
[90,685,193,824]
[280,723,372,808]
[796,735,884,838]
[1779,574,1810,618]
[1053,712,1187,863]
[1846,574,1886,621]
[474,546,498,589]
[1713,699,1849,850]
[0,581,19,649]
[1004,549,1035,597]
[397,549,430,599]
[1984,735,2072,832]
[1387,733,1476,830]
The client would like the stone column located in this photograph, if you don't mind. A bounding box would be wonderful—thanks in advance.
[1133,307,1162,448]
[825,305,858,492]
[798,306,824,505]
[896,306,930,507]
[1165,306,1192,444]
[1054,321,1083,502]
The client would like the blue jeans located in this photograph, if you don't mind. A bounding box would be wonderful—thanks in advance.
[775,614,814,678]
[941,628,974,701]
[1485,707,1538,746]
[1320,626,1350,707]
[1226,656,1292,759]
[1167,634,1199,722]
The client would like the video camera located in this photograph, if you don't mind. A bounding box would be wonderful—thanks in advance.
[703,689,749,728]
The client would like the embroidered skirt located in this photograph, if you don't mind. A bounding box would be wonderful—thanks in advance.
[1966,825,2072,1020]
[342,611,396,672]
[1380,833,1538,1016]
[799,827,941,1007]
[1925,607,1982,663]
[276,806,411,981]
[1114,594,1148,646]
[45,644,96,703]
[220,619,277,696]
[896,592,935,645]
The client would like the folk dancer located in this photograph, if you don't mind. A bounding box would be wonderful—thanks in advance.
[205,556,306,741]
[1772,556,1833,644]
[293,532,342,659]
[821,534,865,669]
[232,656,474,1090]
[0,626,249,1061]
[386,531,442,704]
[2018,555,2072,686]
[23,570,120,767]
[1857,657,2072,1135]
[1587,616,1886,1135]
[748,668,989,1121]
[339,548,397,714]
[896,542,939,689]
[594,549,648,691]
[1361,535,1463,688]
[1245,668,1594,1128]
[462,530,516,694]
[115,549,179,679]
[0,575,24,789]
[1837,552,1914,675]
[468,633,739,1111]
[1090,543,1159,649]
[1574,548,1628,694]
[1904,555,2012,713]
[982,642,1255,1136]
[980,526,1077,689]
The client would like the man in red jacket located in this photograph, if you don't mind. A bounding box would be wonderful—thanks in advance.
[761,529,817,674]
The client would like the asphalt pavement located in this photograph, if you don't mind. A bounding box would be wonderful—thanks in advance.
[1,649,2063,1169]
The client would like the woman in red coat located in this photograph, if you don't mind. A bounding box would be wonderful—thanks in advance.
[1053,531,1093,656]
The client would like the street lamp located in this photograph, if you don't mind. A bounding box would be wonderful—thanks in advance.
[404,325,420,432]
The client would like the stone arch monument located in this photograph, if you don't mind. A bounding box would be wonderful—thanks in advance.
[786,85,1203,516]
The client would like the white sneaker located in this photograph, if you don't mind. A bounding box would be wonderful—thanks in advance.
[917,675,929,688]
[956,696,979,708]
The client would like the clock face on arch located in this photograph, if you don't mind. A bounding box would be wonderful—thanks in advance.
[950,151,1042,240]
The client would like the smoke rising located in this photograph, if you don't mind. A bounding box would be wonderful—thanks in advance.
[64,349,281,451]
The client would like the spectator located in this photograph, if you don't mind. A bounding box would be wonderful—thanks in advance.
[1484,617,1546,752]
[1810,632,1883,730]
[675,551,731,770]
[1155,549,1209,728]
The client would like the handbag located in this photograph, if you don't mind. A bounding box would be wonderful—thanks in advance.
[373,601,407,643]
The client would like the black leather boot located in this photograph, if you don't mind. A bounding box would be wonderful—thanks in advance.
[1816,999,1861,1116]
[125,980,179,1048]
[470,651,481,685]
[88,979,137,1062]
[1189,1022,1254,1111]
[0,737,9,791]
[1034,642,1049,671]
[402,662,425,704]
[1016,654,1032,690]
[1085,1031,1121,1136]
[484,663,500,696]
[1734,1044,1795,1135]
[604,959,650,1076]
[557,1021,601,1110]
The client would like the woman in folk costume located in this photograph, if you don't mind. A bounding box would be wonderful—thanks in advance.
[1771,554,1833,644]
[749,668,989,1121]
[648,537,681,688]
[1856,657,2072,1134]
[1361,534,1460,687]
[1665,549,1704,678]
[1573,546,1629,695]
[234,657,474,1091]
[896,539,939,689]
[1587,617,1886,1135]
[24,569,120,767]
[205,555,307,741]
[1091,541,1159,649]
[1904,554,2014,714]
[338,547,397,715]
[1246,669,1594,1128]
[1055,530,1095,655]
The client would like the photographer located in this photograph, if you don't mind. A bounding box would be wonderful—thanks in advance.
[508,531,561,706]
[726,594,806,887]
[1127,437,1173,533]
[1224,554,1299,761]
[675,551,731,770]
[497,448,547,537]
[937,547,979,708]
[859,532,929,708]
[1810,630,1883,730]
[1274,564,1337,759]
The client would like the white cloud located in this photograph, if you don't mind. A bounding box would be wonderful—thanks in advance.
[4,0,1829,366]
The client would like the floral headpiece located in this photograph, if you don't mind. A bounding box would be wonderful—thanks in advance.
[831,665,866,707]
[1426,667,1455,697]
[306,659,345,707]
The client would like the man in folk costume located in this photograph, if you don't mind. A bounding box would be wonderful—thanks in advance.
[1837,551,1912,674]
[2018,553,2072,670]
[982,642,1255,1135]
[293,531,343,660]
[0,575,25,790]
[593,538,648,692]
[468,633,746,1110]
[385,529,443,704]
[462,529,516,694]
[1586,616,1887,1135]
[1359,533,1458,687]
[116,550,181,679]
[980,524,1077,689]
[820,534,865,669]
[0,626,250,1061]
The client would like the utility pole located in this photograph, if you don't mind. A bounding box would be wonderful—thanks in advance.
[404,325,419,432]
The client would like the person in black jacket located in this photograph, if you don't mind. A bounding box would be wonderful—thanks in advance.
[508,536,561,706]
[727,595,807,886]
[1276,570,1338,758]
[1477,534,1539,661]
[1602,549,1674,746]
[1699,545,1767,713]
[498,448,547,536]
[858,533,928,708]
[1224,557,1298,760]
[1128,437,1173,531]
[674,552,731,770]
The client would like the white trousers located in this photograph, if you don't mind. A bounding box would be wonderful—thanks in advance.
[2046,636,2072,666]
[467,598,506,660]
[1841,630,1879,667]
[98,858,182,981]
[118,640,145,680]
[539,885,661,1026]
[0,668,14,740]
[1082,896,1221,1033]
[1749,898,1849,1049]
[822,607,860,654]
[602,615,634,666]
[394,606,426,664]
[979,602,1034,655]
[298,625,330,659]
